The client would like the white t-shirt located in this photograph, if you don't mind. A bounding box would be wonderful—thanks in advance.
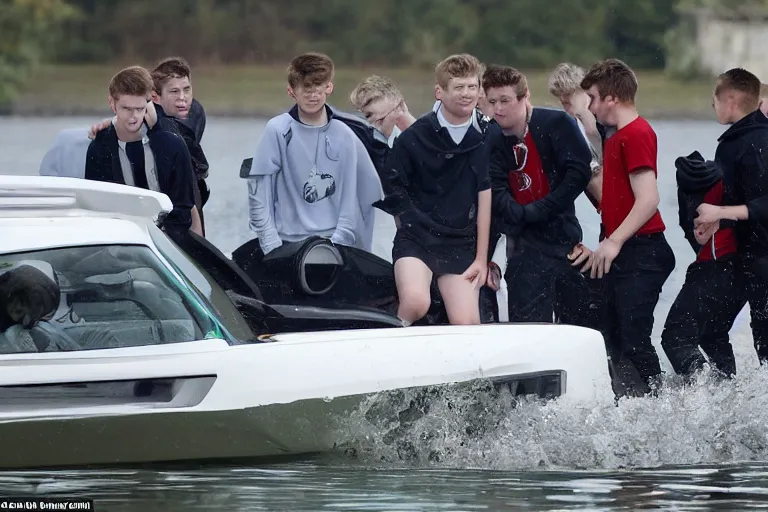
[436,104,472,144]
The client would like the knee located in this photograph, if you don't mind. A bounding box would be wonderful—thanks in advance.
[398,291,431,322]
[448,308,481,325]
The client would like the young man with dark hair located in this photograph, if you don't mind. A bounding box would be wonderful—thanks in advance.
[579,58,675,391]
[88,57,210,235]
[375,53,491,326]
[150,57,210,233]
[84,66,198,242]
[482,64,600,329]
[695,67,768,365]
[244,52,382,256]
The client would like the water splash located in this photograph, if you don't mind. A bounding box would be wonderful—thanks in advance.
[335,362,768,472]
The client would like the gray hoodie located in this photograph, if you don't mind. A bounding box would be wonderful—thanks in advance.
[246,108,382,254]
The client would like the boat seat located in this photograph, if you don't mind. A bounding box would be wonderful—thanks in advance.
[0,325,38,354]
[63,319,196,349]
[29,320,82,352]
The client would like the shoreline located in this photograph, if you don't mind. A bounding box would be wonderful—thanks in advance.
[2,105,718,122]
[6,64,719,122]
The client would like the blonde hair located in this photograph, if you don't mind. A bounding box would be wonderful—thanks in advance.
[548,62,586,98]
[435,53,482,89]
[349,75,403,111]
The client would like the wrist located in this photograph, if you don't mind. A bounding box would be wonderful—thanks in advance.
[607,234,626,247]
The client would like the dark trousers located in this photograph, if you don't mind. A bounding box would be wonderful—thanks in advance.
[195,178,210,236]
[743,255,768,364]
[661,256,744,377]
[504,246,603,332]
[599,233,675,389]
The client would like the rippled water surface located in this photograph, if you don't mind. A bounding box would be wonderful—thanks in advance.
[2,116,768,510]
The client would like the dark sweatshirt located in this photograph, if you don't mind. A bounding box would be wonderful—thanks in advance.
[715,110,768,259]
[675,150,736,261]
[154,100,209,181]
[374,110,491,245]
[85,124,196,238]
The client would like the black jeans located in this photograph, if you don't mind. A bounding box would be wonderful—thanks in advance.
[743,255,768,364]
[661,256,744,377]
[504,246,602,332]
[599,233,676,388]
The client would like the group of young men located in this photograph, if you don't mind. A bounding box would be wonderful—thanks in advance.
[40,57,210,244]
[46,49,768,398]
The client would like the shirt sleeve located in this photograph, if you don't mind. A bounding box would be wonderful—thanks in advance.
[476,140,492,192]
[621,124,657,175]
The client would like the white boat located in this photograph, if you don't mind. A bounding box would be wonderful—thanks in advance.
[0,176,613,469]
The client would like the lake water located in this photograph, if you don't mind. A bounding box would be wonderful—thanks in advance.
[2,115,768,510]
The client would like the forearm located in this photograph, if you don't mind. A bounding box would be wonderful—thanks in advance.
[475,189,492,262]
[332,207,357,246]
[716,204,750,222]
[247,176,282,252]
[585,172,602,210]
[609,195,659,244]
[331,168,359,247]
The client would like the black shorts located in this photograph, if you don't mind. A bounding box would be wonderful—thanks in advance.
[392,229,476,277]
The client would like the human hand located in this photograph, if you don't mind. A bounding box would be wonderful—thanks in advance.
[88,118,113,140]
[486,261,501,291]
[588,237,622,279]
[462,259,488,290]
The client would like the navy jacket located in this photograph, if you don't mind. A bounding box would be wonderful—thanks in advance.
[715,110,768,259]
[84,124,196,238]
[488,107,592,259]
[375,109,492,244]
[155,100,209,181]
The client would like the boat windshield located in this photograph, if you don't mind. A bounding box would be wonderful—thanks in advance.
[0,244,232,354]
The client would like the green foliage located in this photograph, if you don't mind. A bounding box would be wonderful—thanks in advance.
[15,0,758,107]
[47,0,681,71]
[0,0,76,107]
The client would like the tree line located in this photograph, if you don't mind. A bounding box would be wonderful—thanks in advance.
[50,0,677,70]
[2,0,767,107]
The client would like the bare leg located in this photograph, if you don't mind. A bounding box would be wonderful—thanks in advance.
[437,273,481,325]
[394,257,433,325]
[190,206,203,237]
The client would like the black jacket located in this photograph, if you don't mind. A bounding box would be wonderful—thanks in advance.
[375,110,492,243]
[715,110,768,258]
[488,107,592,259]
[84,124,196,238]
[675,150,727,254]
[155,100,209,181]
[328,105,391,179]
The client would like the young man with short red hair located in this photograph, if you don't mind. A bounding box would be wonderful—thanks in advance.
[376,54,492,326]
[84,66,198,242]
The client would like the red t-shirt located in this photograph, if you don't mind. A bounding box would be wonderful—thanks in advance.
[507,131,550,205]
[601,116,665,238]
[696,181,738,263]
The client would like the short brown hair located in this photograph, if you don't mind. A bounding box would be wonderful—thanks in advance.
[715,68,761,112]
[108,66,153,100]
[287,52,334,89]
[548,63,585,98]
[435,53,481,89]
[152,56,192,94]
[349,75,403,111]
[580,58,638,104]
[482,65,528,99]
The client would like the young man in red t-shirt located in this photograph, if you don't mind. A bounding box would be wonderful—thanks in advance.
[579,59,676,393]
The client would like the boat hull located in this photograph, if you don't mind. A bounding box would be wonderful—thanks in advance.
[0,324,613,469]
